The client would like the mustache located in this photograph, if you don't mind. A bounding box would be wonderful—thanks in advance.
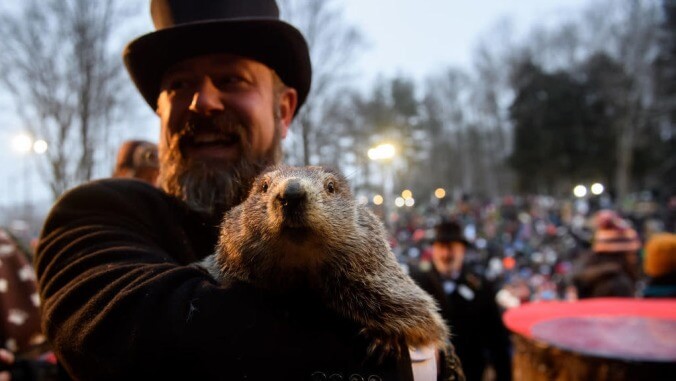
[177,113,250,155]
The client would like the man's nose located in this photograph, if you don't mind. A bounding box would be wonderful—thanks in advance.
[189,77,224,115]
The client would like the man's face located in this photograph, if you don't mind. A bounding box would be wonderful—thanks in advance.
[431,241,466,276]
[155,54,298,216]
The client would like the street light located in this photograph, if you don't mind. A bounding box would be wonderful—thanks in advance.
[33,139,49,154]
[434,188,446,199]
[368,143,396,230]
[367,143,395,161]
[11,133,33,154]
[10,133,48,220]
[573,184,587,198]
[591,183,604,195]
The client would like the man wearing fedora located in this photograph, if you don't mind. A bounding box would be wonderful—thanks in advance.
[410,220,511,381]
[34,1,462,380]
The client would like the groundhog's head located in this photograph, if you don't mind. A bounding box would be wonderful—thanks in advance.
[218,166,359,289]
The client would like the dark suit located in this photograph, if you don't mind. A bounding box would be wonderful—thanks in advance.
[410,264,511,381]
[36,179,413,380]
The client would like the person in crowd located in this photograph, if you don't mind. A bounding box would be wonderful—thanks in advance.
[410,220,512,381]
[571,210,642,299]
[642,232,676,298]
[34,1,460,380]
[0,229,58,381]
[111,139,160,184]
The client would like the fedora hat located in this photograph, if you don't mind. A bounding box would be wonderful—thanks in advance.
[123,0,311,115]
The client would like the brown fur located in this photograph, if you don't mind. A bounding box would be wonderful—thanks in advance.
[204,166,449,358]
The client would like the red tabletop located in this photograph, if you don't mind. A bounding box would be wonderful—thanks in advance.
[503,298,676,362]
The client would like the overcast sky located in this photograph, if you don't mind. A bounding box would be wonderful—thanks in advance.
[0,0,595,209]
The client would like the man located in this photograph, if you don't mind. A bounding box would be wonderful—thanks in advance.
[410,221,512,381]
[112,140,160,184]
[35,1,437,380]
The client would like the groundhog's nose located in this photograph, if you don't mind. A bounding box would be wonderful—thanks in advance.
[277,179,306,208]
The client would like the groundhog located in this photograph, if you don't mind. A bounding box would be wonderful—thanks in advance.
[201,165,450,360]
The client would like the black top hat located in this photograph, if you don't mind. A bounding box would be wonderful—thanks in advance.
[123,0,312,115]
[434,220,469,246]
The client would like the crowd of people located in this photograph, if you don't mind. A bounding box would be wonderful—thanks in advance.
[391,194,675,303]
[0,0,673,380]
[389,194,675,379]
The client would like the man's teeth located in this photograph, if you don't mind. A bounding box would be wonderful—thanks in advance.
[193,133,236,144]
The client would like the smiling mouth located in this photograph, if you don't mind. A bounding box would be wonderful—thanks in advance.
[192,131,240,147]
[183,132,242,160]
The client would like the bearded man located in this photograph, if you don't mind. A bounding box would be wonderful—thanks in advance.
[33,1,426,380]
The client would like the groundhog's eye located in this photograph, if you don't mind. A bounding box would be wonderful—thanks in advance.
[326,181,335,194]
[261,180,269,193]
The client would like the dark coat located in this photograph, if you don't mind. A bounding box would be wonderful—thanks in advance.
[36,179,414,381]
[409,265,511,381]
[572,255,636,299]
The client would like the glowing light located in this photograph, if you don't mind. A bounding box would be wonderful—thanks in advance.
[405,198,415,207]
[434,188,446,199]
[33,139,48,154]
[373,195,383,205]
[591,183,604,195]
[401,189,412,199]
[573,185,587,198]
[367,143,395,161]
[394,197,405,207]
[11,134,33,154]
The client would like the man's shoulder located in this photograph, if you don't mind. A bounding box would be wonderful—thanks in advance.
[55,178,167,209]
[67,177,162,196]
[43,178,177,232]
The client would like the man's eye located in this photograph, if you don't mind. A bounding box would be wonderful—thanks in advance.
[214,76,246,88]
[165,79,191,91]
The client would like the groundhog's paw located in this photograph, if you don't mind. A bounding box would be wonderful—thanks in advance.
[360,328,407,361]
[402,320,448,351]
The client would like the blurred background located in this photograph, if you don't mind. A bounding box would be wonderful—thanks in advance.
[0,0,673,262]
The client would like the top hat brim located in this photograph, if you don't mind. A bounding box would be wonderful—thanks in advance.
[434,236,471,247]
[123,19,311,114]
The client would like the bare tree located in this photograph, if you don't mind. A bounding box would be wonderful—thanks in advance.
[278,0,363,165]
[520,0,664,203]
[0,0,135,199]
[470,20,521,195]
[578,0,663,205]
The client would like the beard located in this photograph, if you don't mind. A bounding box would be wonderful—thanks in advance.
[158,112,283,218]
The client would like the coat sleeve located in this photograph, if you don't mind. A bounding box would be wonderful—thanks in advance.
[35,180,266,379]
[480,281,512,381]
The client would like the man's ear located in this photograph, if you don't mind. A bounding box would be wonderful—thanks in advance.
[278,87,298,139]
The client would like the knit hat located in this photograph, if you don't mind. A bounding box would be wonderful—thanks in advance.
[643,233,676,278]
[592,210,641,253]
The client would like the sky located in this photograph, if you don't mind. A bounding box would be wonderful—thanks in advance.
[0,0,596,211]
[340,0,593,84]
